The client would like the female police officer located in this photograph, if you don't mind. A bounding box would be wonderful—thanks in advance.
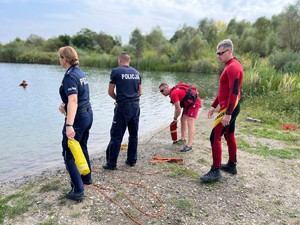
[58,46,93,201]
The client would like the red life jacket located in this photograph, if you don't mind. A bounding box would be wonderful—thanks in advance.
[171,83,198,108]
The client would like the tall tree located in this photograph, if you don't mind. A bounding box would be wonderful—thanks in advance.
[94,32,116,53]
[72,28,97,50]
[26,34,45,47]
[176,33,207,61]
[253,17,271,56]
[129,28,145,68]
[145,26,167,55]
[198,18,218,46]
[277,0,300,52]
[170,25,198,43]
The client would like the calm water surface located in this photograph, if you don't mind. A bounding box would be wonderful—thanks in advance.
[0,63,218,182]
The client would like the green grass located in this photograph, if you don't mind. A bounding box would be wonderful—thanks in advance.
[39,179,61,193]
[239,123,300,143]
[173,198,193,211]
[237,94,300,159]
[238,138,300,159]
[163,163,199,180]
[0,192,34,224]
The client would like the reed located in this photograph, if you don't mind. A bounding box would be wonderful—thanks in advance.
[242,62,300,124]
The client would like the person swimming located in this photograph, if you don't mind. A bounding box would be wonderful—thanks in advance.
[19,80,28,87]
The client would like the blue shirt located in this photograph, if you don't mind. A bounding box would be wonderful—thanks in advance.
[59,66,91,109]
[109,65,141,103]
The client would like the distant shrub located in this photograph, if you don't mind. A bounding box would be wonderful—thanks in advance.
[269,50,300,73]
[191,60,215,74]
[17,51,57,64]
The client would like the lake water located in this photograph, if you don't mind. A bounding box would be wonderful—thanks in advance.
[0,63,218,182]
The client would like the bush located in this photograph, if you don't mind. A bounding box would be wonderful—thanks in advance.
[269,50,300,73]
[191,60,215,73]
[17,51,57,64]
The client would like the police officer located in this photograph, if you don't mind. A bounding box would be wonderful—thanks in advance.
[58,46,93,201]
[103,52,142,170]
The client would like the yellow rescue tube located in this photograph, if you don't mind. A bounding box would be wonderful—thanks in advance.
[68,139,90,175]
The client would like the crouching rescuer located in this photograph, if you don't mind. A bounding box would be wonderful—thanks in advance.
[159,82,201,152]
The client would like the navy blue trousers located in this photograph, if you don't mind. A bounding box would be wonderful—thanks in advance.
[62,108,93,193]
[106,102,140,167]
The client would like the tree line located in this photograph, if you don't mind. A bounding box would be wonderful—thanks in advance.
[1,1,300,74]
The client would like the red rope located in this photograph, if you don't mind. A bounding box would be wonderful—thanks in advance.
[87,168,168,225]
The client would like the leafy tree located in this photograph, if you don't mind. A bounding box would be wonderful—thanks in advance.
[94,32,116,53]
[170,25,198,43]
[129,28,145,68]
[176,33,208,61]
[215,20,227,43]
[252,17,271,57]
[145,26,167,55]
[277,0,300,52]
[225,19,251,47]
[198,18,218,46]
[43,37,64,51]
[72,28,97,50]
[26,34,45,47]
[114,35,122,46]
[0,39,27,62]
[58,34,71,46]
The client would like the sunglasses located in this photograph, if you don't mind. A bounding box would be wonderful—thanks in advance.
[160,87,166,93]
[216,50,229,56]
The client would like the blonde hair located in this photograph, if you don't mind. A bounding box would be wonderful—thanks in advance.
[58,46,79,66]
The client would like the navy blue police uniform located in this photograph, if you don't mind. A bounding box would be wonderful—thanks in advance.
[59,65,93,193]
[106,65,141,168]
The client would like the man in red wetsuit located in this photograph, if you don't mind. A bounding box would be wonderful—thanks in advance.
[159,83,201,152]
[200,39,244,183]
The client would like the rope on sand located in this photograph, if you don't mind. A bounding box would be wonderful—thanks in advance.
[87,168,169,225]
[140,125,170,146]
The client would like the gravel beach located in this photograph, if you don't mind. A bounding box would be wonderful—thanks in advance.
[1,108,300,225]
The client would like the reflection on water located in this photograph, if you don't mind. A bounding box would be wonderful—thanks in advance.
[0,63,218,182]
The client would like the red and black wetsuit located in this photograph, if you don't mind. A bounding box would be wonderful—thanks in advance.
[210,57,244,168]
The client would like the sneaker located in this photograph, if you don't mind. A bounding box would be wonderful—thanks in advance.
[66,191,84,201]
[200,166,222,183]
[102,163,117,170]
[180,145,192,152]
[220,161,237,175]
[173,139,186,145]
[125,160,136,167]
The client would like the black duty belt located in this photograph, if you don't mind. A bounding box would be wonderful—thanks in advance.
[115,99,139,106]
[78,104,91,113]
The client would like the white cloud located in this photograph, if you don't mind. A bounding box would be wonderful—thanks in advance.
[0,0,297,44]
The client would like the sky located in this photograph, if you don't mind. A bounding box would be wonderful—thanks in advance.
[0,0,297,45]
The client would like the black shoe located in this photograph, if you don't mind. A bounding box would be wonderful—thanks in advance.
[200,166,222,183]
[102,163,117,170]
[221,161,237,175]
[66,191,84,201]
[125,160,136,167]
[83,180,92,185]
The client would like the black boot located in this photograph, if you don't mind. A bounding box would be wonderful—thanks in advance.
[220,161,237,175]
[200,166,222,183]
[66,191,84,201]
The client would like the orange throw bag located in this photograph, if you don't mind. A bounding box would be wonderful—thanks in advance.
[150,155,183,163]
[68,139,90,175]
